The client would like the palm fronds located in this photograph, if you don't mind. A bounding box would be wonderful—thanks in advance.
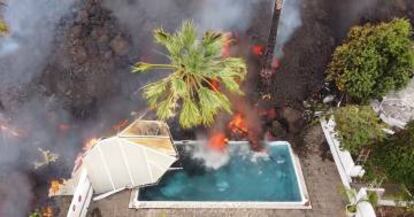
[132,20,247,128]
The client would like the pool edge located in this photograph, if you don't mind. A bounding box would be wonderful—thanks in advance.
[130,140,312,210]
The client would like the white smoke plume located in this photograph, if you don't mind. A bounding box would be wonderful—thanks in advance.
[0,0,75,86]
[190,142,230,170]
[102,0,271,48]
[0,172,33,217]
[274,0,303,58]
[0,1,76,216]
[195,0,270,31]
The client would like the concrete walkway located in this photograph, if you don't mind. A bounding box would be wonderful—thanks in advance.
[56,125,346,217]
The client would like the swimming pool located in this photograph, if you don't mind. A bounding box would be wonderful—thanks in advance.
[131,141,309,209]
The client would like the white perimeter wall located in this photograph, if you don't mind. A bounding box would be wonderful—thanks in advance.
[321,118,376,217]
[67,169,94,217]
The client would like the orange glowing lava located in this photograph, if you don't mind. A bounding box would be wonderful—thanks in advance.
[208,132,228,151]
[228,113,248,135]
[41,206,54,217]
[49,179,63,196]
[251,44,264,57]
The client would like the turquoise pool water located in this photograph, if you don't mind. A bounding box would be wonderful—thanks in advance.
[139,142,303,202]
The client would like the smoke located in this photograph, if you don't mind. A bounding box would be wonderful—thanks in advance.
[195,0,270,31]
[339,0,379,37]
[190,142,230,170]
[274,0,303,58]
[0,0,75,87]
[0,172,33,217]
[102,0,271,49]
[0,1,76,216]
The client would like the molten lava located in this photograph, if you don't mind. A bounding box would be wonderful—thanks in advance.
[41,206,54,217]
[251,44,265,57]
[208,132,228,151]
[48,179,63,196]
[228,113,248,135]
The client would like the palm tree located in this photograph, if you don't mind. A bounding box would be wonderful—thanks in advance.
[132,21,247,128]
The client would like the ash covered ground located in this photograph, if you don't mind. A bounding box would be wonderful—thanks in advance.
[0,0,413,216]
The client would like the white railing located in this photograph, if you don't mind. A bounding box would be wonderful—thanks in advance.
[67,169,94,217]
[320,118,365,188]
[320,118,376,217]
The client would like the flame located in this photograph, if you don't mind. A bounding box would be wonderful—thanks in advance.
[228,113,248,135]
[251,44,264,57]
[48,179,64,197]
[41,206,53,217]
[208,132,228,151]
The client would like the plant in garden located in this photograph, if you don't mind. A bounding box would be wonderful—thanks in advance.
[372,120,414,190]
[340,187,378,216]
[29,210,41,217]
[398,185,414,213]
[334,105,386,154]
[0,19,8,34]
[132,21,247,128]
[327,18,414,102]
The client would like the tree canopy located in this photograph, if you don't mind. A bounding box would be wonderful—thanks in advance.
[132,21,247,128]
[327,18,414,102]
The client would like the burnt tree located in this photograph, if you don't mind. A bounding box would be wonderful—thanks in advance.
[260,0,283,101]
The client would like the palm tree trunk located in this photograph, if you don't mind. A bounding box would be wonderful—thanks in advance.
[260,0,283,97]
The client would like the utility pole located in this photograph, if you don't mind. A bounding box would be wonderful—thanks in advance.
[260,0,283,102]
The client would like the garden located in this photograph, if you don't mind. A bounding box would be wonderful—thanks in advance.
[323,18,414,217]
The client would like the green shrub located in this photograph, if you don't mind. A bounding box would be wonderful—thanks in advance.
[372,121,414,189]
[334,105,386,154]
[327,18,414,102]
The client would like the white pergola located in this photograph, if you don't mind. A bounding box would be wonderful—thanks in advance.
[56,120,178,196]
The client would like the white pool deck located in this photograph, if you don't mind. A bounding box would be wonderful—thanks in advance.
[129,141,311,209]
